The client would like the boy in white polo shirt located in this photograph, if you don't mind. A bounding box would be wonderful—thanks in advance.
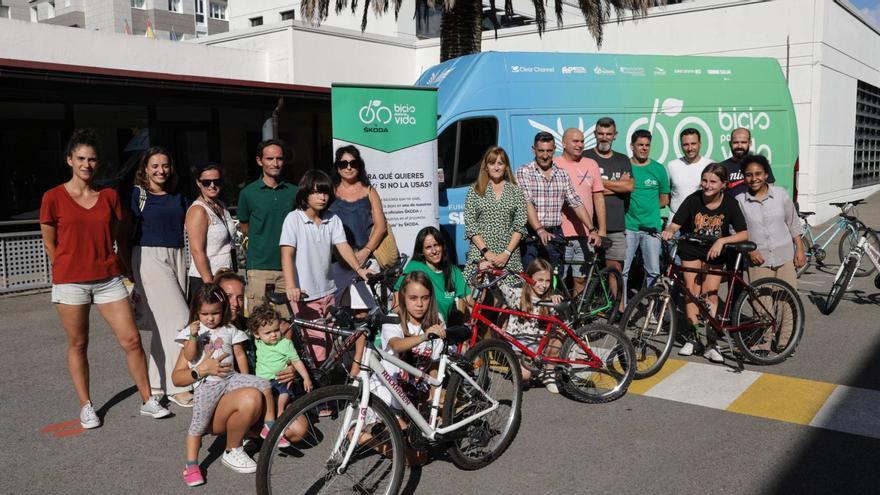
[279,169,370,364]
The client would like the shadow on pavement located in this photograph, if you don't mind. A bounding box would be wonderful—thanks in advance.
[96,385,138,418]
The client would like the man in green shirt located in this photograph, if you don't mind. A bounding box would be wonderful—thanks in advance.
[238,139,297,315]
[622,130,670,307]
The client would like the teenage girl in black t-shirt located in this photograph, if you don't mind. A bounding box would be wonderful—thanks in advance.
[661,163,749,362]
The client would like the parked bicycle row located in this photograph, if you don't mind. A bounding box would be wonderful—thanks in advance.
[39,123,874,493]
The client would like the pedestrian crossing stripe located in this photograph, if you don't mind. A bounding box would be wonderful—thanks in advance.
[627,359,880,440]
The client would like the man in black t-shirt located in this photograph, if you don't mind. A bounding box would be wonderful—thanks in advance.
[721,127,774,196]
[583,117,633,315]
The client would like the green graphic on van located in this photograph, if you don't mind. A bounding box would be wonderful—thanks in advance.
[331,86,438,153]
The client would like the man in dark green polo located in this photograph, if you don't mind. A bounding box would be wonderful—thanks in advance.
[238,139,297,315]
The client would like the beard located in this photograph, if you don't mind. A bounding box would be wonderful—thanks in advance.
[597,142,612,153]
[732,148,748,159]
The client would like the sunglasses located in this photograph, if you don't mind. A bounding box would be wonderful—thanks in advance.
[199,178,222,187]
[335,159,358,169]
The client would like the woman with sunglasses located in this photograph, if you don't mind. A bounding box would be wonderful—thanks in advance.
[185,164,236,299]
[328,145,387,304]
[124,146,194,408]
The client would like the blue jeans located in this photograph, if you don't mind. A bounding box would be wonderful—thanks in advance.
[623,230,662,305]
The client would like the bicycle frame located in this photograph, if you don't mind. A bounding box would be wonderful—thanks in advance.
[332,344,500,472]
[466,300,605,369]
[803,217,851,253]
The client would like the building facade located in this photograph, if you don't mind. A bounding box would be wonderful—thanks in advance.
[210,0,880,222]
[11,0,229,38]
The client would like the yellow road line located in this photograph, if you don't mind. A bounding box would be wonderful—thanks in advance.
[726,373,838,425]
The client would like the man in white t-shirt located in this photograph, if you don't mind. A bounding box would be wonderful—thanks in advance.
[666,128,712,216]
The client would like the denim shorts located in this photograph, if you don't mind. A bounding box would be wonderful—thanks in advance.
[564,238,593,277]
[51,275,129,305]
[270,378,293,397]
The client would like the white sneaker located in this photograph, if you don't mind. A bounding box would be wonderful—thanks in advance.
[222,447,257,474]
[80,401,101,429]
[678,342,695,356]
[140,397,172,419]
[703,347,724,363]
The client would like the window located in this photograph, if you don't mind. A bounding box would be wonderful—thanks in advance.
[854,80,880,188]
[168,0,182,13]
[280,9,295,21]
[131,0,145,9]
[47,1,55,19]
[437,118,498,188]
[195,0,205,24]
[249,16,262,27]
[209,2,226,20]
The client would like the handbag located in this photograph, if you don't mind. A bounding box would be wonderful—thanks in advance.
[372,222,399,269]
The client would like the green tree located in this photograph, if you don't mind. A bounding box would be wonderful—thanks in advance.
[300,1,663,62]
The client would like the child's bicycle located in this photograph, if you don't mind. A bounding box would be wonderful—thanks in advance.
[619,233,805,378]
[467,263,635,403]
[256,306,523,495]
[523,234,623,325]
[266,255,408,387]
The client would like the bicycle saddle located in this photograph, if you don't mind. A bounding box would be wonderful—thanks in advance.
[266,292,289,305]
[535,300,571,312]
[725,241,757,253]
[830,199,865,207]
[798,211,815,218]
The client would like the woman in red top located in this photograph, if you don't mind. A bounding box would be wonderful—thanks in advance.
[40,129,170,429]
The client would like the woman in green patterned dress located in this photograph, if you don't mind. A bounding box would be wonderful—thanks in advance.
[463,146,528,285]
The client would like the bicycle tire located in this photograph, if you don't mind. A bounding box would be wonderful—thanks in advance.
[442,339,523,470]
[256,384,405,495]
[558,323,635,403]
[731,278,805,365]
[619,285,677,379]
[577,267,623,325]
[839,228,880,277]
[822,256,858,315]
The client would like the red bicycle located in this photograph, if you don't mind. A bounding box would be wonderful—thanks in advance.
[466,265,635,403]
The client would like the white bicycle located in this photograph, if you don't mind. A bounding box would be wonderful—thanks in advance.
[256,309,523,495]
[821,214,880,315]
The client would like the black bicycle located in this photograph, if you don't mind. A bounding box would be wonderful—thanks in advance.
[266,254,408,387]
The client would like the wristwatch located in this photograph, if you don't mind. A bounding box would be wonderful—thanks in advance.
[190,368,201,381]
[480,246,490,255]
[589,227,599,233]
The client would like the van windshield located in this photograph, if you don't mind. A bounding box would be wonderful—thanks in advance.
[438,117,498,188]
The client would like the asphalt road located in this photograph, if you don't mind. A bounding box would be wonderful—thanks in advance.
[3,195,880,494]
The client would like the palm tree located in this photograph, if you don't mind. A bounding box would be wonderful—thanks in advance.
[300,1,663,62]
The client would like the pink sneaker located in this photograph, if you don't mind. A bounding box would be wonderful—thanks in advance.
[183,464,204,487]
[260,424,291,448]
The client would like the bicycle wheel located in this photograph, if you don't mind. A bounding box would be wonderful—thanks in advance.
[731,278,805,364]
[578,267,623,324]
[839,228,879,277]
[442,339,522,470]
[821,256,858,315]
[256,385,405,495]
[558,323,635,403]
[619,285,677,379]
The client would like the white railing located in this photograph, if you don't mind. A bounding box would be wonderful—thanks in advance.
[0,232,52,293]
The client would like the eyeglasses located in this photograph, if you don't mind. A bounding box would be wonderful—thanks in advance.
[199,178,222,187]
[335,159,358,170]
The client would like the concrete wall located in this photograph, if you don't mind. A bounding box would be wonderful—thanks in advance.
[200,20,420,85]
[0,16,266,81]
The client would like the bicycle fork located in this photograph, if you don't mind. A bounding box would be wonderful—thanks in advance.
[331,367,373,475]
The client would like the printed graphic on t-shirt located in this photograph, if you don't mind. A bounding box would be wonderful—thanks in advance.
[600,167,626,181]
[642,177,659,188]
[694,212,726,238]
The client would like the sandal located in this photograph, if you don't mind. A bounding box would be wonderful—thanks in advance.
[169,392,194,408]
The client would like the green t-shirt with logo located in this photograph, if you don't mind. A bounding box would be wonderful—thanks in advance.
[625,159,670,232]
[394,260,470,322]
